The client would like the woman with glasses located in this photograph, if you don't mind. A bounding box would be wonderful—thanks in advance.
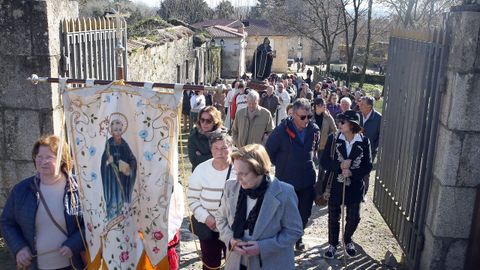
[265,98,320,251]
[188,106,227,171]
[1,135,85,270]
[188,133,235,270]
[215,144,303,269]
[320,110,372,259]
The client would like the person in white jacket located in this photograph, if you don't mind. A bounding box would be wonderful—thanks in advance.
[275,82,291,125]
[190,90,206,125]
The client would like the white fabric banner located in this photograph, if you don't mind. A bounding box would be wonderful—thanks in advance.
[62,82,182,269]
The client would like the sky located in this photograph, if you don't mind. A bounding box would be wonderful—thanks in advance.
[133,0,258,8]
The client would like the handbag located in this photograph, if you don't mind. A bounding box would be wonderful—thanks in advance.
[188,215,218,240]
[188,164,232,240]
[315,134,338,207]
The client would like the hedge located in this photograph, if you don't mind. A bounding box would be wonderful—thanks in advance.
[328,71,385,85]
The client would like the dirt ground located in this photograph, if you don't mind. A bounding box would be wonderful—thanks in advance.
[178,169,403,270]
[0,133,403,270]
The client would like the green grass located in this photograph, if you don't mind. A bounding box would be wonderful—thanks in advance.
[350,82,384,114]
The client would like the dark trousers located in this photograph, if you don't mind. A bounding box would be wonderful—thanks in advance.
[199,236,226,270]
[295,187,316,229]
[328,202,361,246]
[317,149,326,184]
[190,112,199,130]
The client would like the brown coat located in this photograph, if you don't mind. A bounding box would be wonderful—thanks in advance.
[231,107,274,147]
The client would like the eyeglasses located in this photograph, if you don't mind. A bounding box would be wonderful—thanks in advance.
[298,114,313,121]
[200,118,213,124]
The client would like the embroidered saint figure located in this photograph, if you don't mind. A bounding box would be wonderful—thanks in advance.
[101,113,137,220]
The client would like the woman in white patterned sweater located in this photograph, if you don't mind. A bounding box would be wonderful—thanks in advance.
[188,132,235,270]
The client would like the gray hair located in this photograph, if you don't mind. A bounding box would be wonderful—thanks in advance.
[292,98,312,112]
[209,132,233,148]
[361,96,374,107]
[340,97,352,106]
[247,90,260,102]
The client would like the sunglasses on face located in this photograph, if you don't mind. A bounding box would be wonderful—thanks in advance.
[200,118,213,124]
[339,120,348,125]
[298,114,313,120]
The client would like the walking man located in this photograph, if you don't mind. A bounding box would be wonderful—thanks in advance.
[266,98,320,251]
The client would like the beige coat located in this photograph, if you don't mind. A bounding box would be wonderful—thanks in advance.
[318,111,337,150]
[231,107,274,147]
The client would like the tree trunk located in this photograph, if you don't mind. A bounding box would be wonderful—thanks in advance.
[325,51,332,75]
[359,0,373,88]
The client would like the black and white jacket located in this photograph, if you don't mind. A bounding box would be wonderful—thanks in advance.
[320,132,373,205]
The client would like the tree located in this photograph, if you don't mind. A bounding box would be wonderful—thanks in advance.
[267,0,345,74]
[157,0,213,24]
[79,0,156,26]
[380,0,460,29]
[249,0,284,19]
[359,0,373,88]
[340,0,367,87]
[216,1,235,19]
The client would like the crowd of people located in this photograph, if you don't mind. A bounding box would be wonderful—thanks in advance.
[186,73,383,269]
[0,72,382,269]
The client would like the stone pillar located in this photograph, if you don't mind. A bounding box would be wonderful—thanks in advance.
[420,3,480,270]
[0,0,78,207]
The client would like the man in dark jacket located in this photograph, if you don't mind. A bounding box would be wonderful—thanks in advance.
[182,89,194,132]
[260,85,280,125]
[359,96,381,162]
[266,98,320,251]
[359,96,382,195]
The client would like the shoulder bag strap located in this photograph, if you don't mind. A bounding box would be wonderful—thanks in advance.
[36,182,68,237]
[218,164,233,207]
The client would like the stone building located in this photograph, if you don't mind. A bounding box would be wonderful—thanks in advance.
[203,24,247,79]
[193,19,289,74]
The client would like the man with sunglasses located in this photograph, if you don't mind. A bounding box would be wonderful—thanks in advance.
[265,98,320,252]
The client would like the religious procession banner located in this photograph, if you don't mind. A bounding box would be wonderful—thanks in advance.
[62,81,182,269]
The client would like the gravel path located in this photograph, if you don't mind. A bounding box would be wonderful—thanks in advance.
[178,171,403,269]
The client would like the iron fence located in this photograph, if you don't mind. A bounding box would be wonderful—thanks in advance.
[373,29,447,270]
[60,17,127,80]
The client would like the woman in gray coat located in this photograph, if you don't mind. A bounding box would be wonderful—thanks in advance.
[215,144,303,270]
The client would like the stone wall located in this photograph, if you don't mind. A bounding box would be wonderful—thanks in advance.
[127,34,196,83]
[0,0,78,207]
[420,5,480,269]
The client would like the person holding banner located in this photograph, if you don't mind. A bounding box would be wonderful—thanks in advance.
[0,135,85,270]
[188,132,235,270]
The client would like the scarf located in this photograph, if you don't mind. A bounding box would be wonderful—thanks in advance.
[232,176,270,239]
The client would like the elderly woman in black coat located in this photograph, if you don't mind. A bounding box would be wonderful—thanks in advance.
[320,110,373,259]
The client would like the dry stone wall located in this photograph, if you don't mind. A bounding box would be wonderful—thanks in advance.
[0,0,78,207]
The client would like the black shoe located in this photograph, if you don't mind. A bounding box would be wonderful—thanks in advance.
[345,242,356,257]
[324,244,336,259]
[295,239,306,251]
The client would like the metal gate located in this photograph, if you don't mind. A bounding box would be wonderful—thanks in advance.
[60,17,127,80]
[373,29,447,270]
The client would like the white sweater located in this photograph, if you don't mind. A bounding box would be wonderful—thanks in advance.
[188,159,235,223]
